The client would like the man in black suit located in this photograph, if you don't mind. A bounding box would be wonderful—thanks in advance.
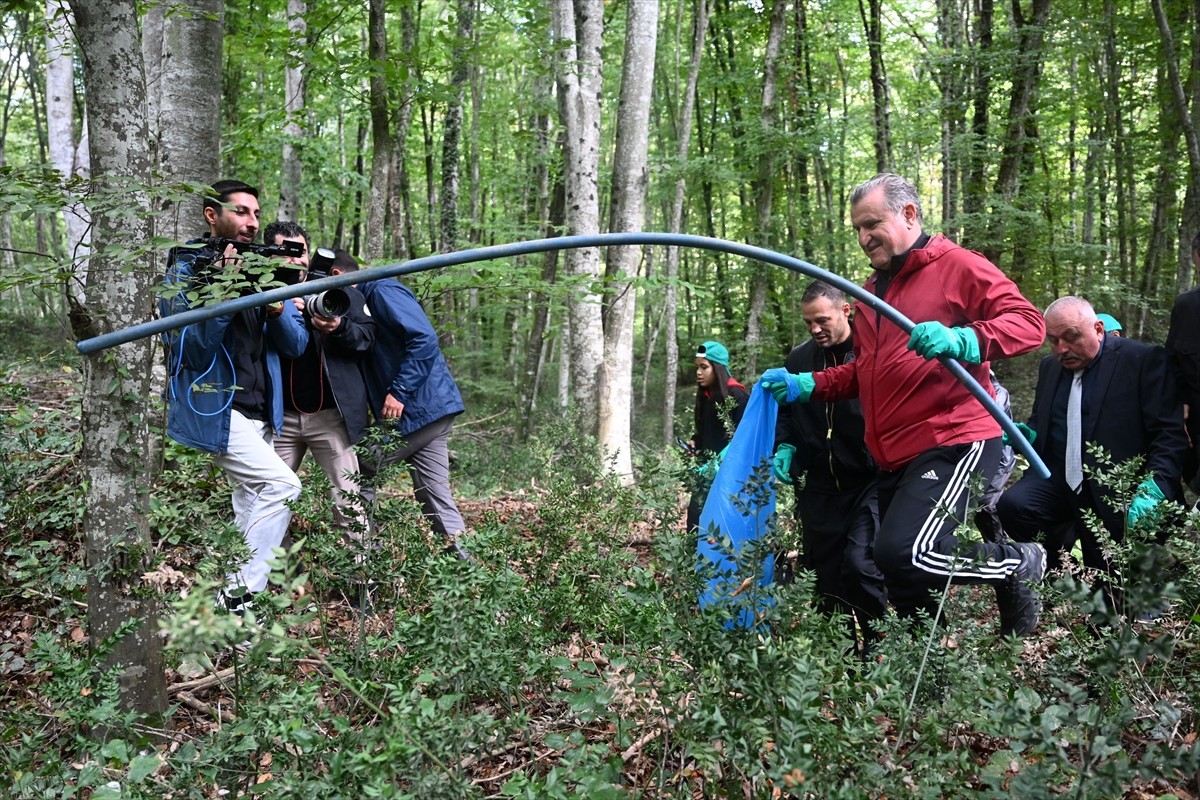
[997,296,1187,572]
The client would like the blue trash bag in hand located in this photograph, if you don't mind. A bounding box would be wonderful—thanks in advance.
[696,382,778,628]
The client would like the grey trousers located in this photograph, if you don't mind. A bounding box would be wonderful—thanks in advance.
[359,414,466,537]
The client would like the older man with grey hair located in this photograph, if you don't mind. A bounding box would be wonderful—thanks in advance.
[761,173,1049,636]
[997,296,1187,574]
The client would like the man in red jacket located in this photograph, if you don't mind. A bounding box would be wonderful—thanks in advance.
[762,173,1048,636]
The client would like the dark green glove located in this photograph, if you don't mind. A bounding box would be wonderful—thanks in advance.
[1127,477,1166,530]
[773,444,796,484]
[907,322,982,364]
[1002,422,1037,448]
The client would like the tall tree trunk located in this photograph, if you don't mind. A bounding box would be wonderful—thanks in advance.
[440,0,476,255]
[365,0,390,261]
[46,0,91,305]
[935,0,967,236]
[1150,0,1200,292]
[984,0,1051,264]
[961,0,993,245]
[519,159,566,440]
[144,0,222,239]
[389,0,418,261]
[552,0,605,429]
[601,0,658,483]
[68,0,166,717]
[1099,0,1133,283]
[859,0,892,172]
[421,100,439,255]
[279,0,306,222]
[743,0,787,377]
[661,0,709,446]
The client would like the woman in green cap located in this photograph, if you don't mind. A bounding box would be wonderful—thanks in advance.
[685,340,749,531]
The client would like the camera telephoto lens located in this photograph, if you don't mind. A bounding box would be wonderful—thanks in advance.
[310,288,350,319]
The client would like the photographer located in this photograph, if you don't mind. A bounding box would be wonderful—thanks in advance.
[267,225,375,543]
[160,180,308,609]
[355,270,472,561]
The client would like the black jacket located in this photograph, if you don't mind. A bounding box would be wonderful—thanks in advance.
[1030,334,1186,503]
[1167,287,1200,438]
[282,285,375,444]
[693,379,749,456]
[776,338,875,492]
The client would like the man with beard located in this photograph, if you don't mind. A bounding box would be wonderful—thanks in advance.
[773,280,887,655]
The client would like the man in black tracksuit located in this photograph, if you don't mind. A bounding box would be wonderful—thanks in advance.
[774,280,887,654]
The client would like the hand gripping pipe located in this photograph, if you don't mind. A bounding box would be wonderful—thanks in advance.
[75,232,1049,479]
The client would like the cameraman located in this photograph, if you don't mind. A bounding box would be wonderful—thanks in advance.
[267,225,375,542]
[160,180,308,609]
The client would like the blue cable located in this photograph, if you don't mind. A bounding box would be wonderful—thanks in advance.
[79,232,1050,479]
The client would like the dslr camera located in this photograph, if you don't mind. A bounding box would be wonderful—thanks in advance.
[302,247,351,319]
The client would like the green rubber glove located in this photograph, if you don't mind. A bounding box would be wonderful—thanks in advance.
[1127,477,1167,530]
[1002,422,1037,448]
[907,322,982,364]
[760,368,816,404]
[694,444,730,481]
[773,444,796,484]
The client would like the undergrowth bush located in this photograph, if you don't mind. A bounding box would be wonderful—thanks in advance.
[5,370,1200,798]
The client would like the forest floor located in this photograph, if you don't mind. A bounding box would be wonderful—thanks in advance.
[5,357,1200,798]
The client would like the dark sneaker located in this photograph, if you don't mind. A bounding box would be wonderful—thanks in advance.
[996,542,1047,637]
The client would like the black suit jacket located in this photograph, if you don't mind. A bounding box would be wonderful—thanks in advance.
[1029,334,1187,502]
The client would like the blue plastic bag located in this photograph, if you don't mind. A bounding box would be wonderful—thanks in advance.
[696,383,778,627]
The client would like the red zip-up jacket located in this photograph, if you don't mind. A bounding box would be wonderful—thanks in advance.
[813,234,1044,471]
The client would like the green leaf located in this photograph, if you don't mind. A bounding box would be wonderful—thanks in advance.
[128,753,160,783]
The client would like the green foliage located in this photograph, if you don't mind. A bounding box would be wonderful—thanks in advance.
[8,365,1200,797]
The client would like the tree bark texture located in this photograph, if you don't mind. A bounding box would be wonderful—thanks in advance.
[552,0,605,428]
[662,0,709,446]
[68,0,167,717]
[46,0,91,306]
[279,0,307,222]
[860,0,892,172]
[743,0,787,377]
[440,0,476,254]
[145,0,222,239]
[365,0,390,261]
[601,0,658,484]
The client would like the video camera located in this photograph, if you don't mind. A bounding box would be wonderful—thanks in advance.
[202,237,306,261]
[187,236,307,292]
[302,247,351,319]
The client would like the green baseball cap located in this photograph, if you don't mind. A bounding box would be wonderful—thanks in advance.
[695,341,729,367]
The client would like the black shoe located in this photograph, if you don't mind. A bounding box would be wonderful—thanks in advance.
[997,542,1046,637]
[221,589,253,617]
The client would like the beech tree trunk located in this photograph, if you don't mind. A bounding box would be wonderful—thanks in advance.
[552,0,605,429]
[601,0,658,483]
[68,0,166,717]
[440,0,476,254]
[46,0,91,306]
[860,0,892,172]
[743,0,787,377]
[143,0,222,239]
[279,0,306,222]
[365,0,390,261]
[661,0,709,446]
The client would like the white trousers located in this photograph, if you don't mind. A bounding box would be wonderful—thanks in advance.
[214,410,302,595]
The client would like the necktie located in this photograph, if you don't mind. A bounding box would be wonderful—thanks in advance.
[1065,370,1084,492]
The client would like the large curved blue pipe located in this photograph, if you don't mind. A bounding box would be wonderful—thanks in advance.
[75,232,1049,478]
